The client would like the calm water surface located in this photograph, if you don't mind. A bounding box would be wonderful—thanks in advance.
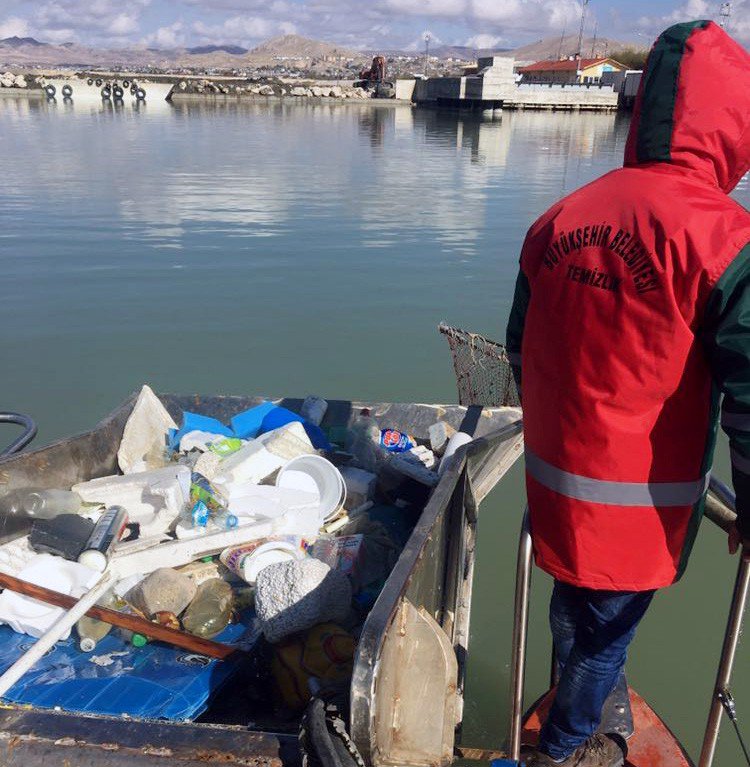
[1,95,749,764]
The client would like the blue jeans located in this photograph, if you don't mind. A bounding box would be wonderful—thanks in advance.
[537,580,655,761]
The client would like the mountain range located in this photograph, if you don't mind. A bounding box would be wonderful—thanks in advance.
[0,32,641,69]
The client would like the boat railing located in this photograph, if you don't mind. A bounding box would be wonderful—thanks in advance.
[508,475,750,766]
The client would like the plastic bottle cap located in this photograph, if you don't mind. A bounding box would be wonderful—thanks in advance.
[201,556,213,563]
[79,637,96,653]
[131,634,148,647]
[78,549,107,572]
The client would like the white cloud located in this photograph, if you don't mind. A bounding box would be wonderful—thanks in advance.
[192,16,297,46]
[637,0,750,41]
[0,16,31,38]
[464,33,506,49]
[384,0,465,14]
[144,21,185,48]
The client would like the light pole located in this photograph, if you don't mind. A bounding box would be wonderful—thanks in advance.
[423,32,431,77]
[720,2,732,28]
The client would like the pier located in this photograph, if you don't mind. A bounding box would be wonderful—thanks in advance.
[410,57,619,112]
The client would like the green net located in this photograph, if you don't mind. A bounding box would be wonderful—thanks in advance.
[438,322,520,408]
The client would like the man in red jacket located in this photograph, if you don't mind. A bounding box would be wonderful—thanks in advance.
[506,20,750,766]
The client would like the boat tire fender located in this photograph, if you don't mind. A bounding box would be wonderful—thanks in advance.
[136,88,146,101]
[113,85,124,99]
[44,84,56,98]
[61,84,73,98]
[123,80,130,88]
[87,78,93,86]
[101,86,111,99]
[95,79,102,87]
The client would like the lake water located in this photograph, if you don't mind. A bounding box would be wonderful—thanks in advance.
[1,95,749,764]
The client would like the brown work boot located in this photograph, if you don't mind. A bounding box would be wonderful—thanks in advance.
[522,733,627,766]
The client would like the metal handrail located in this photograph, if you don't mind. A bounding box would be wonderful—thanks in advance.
[509,507,533,760]
[699,476,750,767]
[508,476,749,766]
[0,412,37,457]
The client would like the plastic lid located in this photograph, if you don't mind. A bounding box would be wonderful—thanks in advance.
[131,634,148,647]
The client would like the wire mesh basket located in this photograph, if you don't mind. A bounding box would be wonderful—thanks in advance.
[439,322,520,408]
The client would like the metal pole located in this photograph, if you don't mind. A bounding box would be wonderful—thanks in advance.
[699,556,750,766]
[509,508,533,760]
[699,477,750,767]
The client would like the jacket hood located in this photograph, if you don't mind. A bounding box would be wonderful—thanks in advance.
[625,21,750,193]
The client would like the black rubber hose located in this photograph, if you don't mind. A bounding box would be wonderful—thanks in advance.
[0,413,37,458]
[304,698,344,767]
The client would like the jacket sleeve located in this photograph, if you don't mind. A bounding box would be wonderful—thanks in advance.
[506,266,530,399]
[702,245,750,538]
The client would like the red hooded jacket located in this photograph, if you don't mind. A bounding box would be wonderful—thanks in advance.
[506,21,750,591]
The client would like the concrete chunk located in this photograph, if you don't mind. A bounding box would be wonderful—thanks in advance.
[255,558,351,643]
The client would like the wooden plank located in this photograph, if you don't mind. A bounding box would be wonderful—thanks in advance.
[0,572,236,660]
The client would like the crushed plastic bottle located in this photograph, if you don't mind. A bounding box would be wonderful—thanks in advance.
[76,590,120,652]
[0,489,82,520]
[345,410,382,473]
[181,578,233,638]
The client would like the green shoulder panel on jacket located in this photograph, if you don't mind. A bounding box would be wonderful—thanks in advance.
[635,20,711,163]
[702,242,750,537]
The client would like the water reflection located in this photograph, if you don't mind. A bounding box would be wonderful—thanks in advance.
[2,100,746,262]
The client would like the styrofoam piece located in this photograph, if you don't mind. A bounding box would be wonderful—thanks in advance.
[0,536,37,578]
[117,385,177,475]
[340,466,377,510]
[179,430,226,453]
[437,432,473,475]
[111,520,277,579]
[214,442,285,486]
[0,554,102,639]
[276,455,345,524]
[300,396,328,427]
[227,488,318,521]
[73,466,190,533]
[0,569,114,698]
[260,421,316,461]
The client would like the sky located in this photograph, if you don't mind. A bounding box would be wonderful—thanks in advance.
[0,0,748,51]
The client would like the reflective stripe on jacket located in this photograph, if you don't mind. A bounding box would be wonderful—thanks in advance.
[506,21,750,591]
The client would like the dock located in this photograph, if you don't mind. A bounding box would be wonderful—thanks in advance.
[409,57,619,112]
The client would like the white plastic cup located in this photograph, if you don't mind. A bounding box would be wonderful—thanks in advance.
[438,432,473,475]
[276,455,346,525]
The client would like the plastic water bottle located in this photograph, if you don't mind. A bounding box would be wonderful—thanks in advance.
[346,410,382,472]
[77,590,119,652]
[0,489,82,520]
[181,579,233,638]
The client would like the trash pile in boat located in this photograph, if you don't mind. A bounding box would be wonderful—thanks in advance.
[0,386,471,722]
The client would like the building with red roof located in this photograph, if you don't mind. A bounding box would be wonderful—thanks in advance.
[517,57,627,84]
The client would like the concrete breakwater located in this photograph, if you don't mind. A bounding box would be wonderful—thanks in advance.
[170,78,374,101]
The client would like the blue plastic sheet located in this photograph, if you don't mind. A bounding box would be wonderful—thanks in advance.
[0,610,259,721]
[230,402,332,451]
[169,411,234,451]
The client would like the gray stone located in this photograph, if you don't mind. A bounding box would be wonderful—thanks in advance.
[328,86,342,98]
[255,558,352,643]
[290,86,309,97]
[13,74,26,88]
[126,567,197,618]
[258,85,274,96]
